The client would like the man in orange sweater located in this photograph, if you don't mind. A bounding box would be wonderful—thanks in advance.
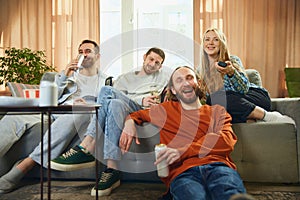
[119,66,247,199]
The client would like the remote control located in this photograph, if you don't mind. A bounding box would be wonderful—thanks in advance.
[218,61,227,68]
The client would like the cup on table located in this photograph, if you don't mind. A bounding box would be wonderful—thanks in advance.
[23,89,40,99]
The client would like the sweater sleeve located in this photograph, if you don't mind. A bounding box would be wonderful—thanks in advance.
[224,70,250,94]
[223,56,250,94]
[127,108,151,125]
[128,103,168,127]
[55,71,70,99]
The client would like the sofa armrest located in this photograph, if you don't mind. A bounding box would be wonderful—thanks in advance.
[271,97,300,182]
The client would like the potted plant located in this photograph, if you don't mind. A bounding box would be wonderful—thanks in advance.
[0,47,56,85]
[285,67,300,97]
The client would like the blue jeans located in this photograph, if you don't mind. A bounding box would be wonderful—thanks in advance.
[170,162,246,200]
[85,86,142,161]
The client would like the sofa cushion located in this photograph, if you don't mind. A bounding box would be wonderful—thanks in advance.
[231,122,298,183]
[245,69,262,87]
[7,82,39,97]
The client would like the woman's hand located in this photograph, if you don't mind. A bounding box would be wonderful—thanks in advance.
[215,61,235,77]
[119,119,140,154]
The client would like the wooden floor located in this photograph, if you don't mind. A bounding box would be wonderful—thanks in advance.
[1,180,300,200]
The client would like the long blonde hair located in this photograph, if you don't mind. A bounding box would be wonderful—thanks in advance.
[199,28,244,93]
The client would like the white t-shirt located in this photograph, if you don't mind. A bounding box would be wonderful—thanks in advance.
[64,72,105,105]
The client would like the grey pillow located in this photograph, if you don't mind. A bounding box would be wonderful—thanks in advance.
[7,82,39,97]
[245,69,262,87]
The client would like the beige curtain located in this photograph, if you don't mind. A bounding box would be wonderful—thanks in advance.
[0,0,99,73]
[0,0,52,60]
[194,0,300,97]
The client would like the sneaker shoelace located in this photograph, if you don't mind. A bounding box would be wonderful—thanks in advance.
[62,148,78,159]
[99,172,113,183]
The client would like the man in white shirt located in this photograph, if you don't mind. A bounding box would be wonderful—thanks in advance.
[0,40,107,194]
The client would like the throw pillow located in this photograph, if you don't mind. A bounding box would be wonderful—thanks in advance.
[245,69,262,87]
[7,82,39,97]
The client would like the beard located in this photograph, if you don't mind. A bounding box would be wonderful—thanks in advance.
[81,57,98,69]
[175,84,202,104]
[143,63,158,75]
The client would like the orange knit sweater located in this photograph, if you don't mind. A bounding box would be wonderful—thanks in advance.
[128,101,237,188]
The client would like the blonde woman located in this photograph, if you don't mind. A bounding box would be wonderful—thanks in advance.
[199,27,294,124]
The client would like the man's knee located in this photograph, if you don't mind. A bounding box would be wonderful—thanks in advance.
[109,99,127,112]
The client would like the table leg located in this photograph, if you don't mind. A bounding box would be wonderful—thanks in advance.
[40,113,44,200]
[47,111,52,200]
[95,109,99,200]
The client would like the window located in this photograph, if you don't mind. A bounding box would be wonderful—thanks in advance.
[100,0,193,78]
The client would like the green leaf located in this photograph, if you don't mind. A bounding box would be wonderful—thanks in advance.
[0,47,56,85]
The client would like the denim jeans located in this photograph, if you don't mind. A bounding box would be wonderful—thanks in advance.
[85,86,142,161]
[170,162,246,200]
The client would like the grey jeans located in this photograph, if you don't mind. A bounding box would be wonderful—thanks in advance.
[0,114,41,157]
[0,112,92,167]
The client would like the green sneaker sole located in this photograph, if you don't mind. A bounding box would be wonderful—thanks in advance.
[50,160,95,171]
[90,180,120,196]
